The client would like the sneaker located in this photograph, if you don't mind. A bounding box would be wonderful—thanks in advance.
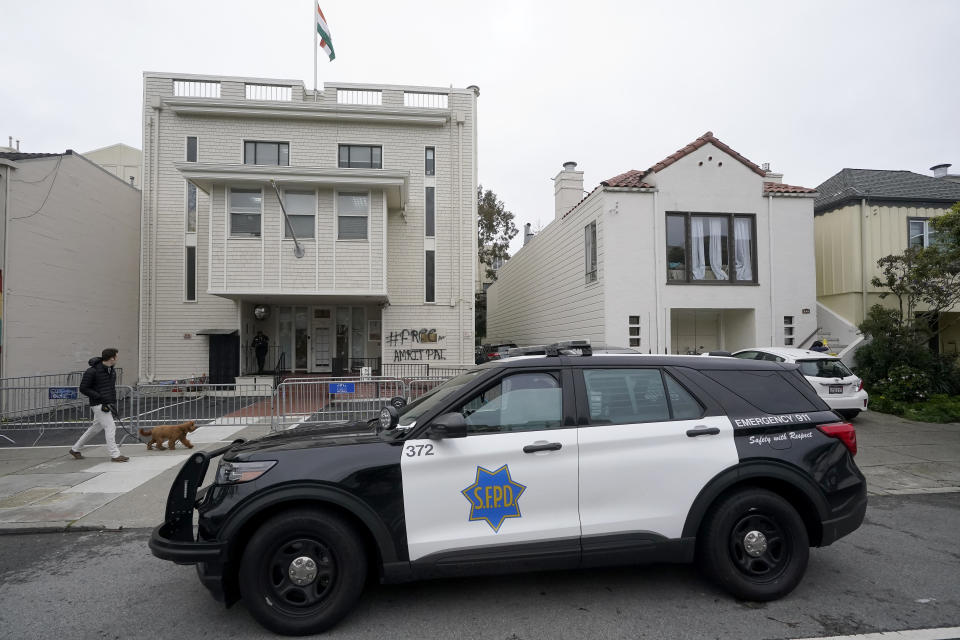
[111,455,130,463]
[69,449,84,460]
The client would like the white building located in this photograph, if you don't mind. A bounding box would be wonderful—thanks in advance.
[487,132,819,354]
[140,73,477,382]
[0,150,140,378]
[82,143,143,188]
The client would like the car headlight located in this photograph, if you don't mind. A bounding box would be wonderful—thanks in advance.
[216,460,276,484]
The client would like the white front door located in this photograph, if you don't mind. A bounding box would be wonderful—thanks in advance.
[576,367,738,539]
[401,370,580,562]
[311,308,332,373]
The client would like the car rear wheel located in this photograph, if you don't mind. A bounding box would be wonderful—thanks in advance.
[698,488,809,601]
[239,508,367,636]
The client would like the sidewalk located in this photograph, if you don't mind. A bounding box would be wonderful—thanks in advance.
[0,411,957,534]
[0,420,274,533]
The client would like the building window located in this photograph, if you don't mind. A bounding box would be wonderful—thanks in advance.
[186,182,197,232]
[908,218,939,249]
[425,187,435,237]
[230,188,262,237]
[425,147,435,175]
[243,141,289,166]
[283,190,315,239]
[666,213,756,284]
[337,192,369,240]
[628,315,640,348]
[338,145,382,169]
[585,221,598,283]
[425,250,436,302]
[186,136,198,162]
[185,246,196,301]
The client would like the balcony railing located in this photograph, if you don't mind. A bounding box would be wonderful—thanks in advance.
[245,83,292,101]
[403,91,448,109]
[337,89,383,106]
[173,80,221,98]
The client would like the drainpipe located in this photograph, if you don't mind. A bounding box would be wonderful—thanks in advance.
[457,111,464,363]
[768,195,775,345]
[652,189,661,352]
[860,198,868,324]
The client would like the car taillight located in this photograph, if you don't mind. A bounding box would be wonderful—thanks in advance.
[857,379,863,392]
[818,422,857,456]
[487,352,498,358]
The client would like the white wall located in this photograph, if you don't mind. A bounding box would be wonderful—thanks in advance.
[486,194,606,345]
[2,154,141,379]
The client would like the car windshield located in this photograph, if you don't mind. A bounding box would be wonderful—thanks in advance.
[797,359,853,378]
[397,369,485,428]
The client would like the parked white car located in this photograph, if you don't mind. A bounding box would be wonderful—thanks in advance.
[730,347,868,419]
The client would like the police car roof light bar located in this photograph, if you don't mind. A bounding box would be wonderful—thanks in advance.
[504,341,592,358]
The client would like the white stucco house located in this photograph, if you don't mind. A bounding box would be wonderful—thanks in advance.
[486,132,819,354]
[140,73,478,382]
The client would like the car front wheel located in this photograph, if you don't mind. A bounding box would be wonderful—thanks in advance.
[698,488,809,601]
[239,508,367,636]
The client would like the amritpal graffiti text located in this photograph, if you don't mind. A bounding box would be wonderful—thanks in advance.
[386,327,448,361]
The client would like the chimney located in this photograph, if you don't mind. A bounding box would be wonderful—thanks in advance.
[931,163,952,179]
[7,136,11,148]
[523,222,534,246]
[554,161,584,220]
[15,139,20,151]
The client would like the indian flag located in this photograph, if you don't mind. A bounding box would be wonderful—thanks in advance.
[316,5,335,61]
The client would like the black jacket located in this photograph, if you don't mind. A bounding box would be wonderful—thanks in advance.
[79,357,117,406]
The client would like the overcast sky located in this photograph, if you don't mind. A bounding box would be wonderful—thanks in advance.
[2,0,957,254]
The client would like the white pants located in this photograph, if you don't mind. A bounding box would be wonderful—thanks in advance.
[71,404,121,458]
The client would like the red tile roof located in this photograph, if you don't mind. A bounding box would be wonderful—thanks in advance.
[763,181,817,194]
[601,170,655,189]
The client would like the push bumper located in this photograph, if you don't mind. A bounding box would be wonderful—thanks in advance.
[148,441,243,603]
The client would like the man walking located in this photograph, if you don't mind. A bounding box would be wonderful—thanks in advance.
[68,348,128,462]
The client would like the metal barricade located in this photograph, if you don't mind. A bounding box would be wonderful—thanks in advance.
[406,377,451,402]
[273,377,406,431]
[134,382,275,428]
[427,366,472,378]
[380,363,430,379]
[0,384,137,446]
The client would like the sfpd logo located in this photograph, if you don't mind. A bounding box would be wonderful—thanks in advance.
[461,464,526,532]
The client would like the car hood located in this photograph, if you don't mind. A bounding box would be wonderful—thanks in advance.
[226,421,380,457]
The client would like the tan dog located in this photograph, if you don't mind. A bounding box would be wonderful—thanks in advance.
[139,421,197,450]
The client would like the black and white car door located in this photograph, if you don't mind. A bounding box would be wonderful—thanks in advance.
[575,367,738,540]
[401,370,580,562]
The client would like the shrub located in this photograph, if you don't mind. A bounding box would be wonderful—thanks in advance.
[872,365,932,402]
[901,395,960,423]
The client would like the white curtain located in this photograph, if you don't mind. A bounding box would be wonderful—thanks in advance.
[691,217,705,280]
[708,217,728,280]
[734,218,753,281]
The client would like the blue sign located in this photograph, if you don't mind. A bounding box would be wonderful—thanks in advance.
[461,464,526,532]
[48,387,79,400]
[329,383,355,394]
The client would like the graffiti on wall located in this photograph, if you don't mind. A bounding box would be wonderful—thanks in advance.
[387,327,448,361]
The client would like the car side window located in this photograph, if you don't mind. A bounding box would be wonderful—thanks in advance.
[733,351,759,360]
[663,373,704,419]
[454,372,562,435]
[759,352,784,363]
[583,369,670,425]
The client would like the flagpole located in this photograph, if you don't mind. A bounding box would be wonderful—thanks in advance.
[312,0,318,101]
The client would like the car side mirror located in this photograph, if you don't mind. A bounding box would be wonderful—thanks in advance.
[427,412,467,440]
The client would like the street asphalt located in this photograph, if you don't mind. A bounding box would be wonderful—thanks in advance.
[0,409,956,533]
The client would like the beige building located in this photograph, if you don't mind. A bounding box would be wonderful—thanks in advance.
[814,165,960,355]
[82,143,143,188]
[0,150,141,378]
[487,133,819,354]
[140,73,478,382]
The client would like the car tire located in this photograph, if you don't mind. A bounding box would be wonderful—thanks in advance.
[837,409,860,420]
[698,488,809,601]
[239,508,367,636]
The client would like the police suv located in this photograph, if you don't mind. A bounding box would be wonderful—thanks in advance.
[149,343,867,636]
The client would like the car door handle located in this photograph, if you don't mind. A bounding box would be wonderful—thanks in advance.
[686,426,720,437]
[523,442,563,453]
